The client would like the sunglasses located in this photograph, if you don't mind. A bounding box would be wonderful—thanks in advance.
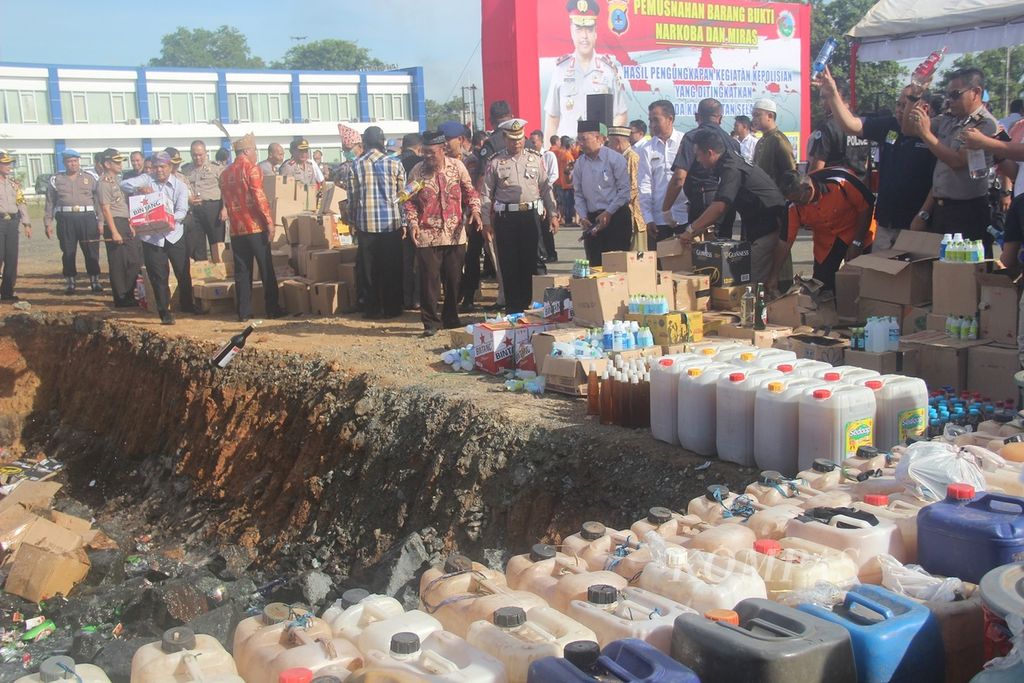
[905,94,922,103]
[945,88,970,100]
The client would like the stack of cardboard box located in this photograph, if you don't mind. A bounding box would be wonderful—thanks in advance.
[276,213,358,316]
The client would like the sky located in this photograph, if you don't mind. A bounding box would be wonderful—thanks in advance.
[0,0,484,102]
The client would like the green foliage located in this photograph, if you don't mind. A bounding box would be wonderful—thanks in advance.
[936,47,1024,118]
[149,26,265,69]
[810,0,907,118]
[272,39,388,71]
[425,97,466,129]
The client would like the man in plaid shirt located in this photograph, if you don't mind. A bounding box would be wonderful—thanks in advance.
[346,126,407,319]
[220,133,283,321]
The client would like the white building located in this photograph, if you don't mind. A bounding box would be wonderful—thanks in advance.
[0,62,426,191]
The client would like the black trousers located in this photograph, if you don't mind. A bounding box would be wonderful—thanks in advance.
[538,212,558,264]
[459,228,484,305]
[103,217,142,306]
[187,200,225,260]
[232,231,281,320]
[931,196,993,258]
[402,232,420,308]
[583,206,632,267]
[142,237,194,315]
[0,216,19,298]
[494,210,540,314]
[56,212,100,277]
[357,230,404,317]
[418,245,465,330]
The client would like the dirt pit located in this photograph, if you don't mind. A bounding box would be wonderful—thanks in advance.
[0,311,752,680]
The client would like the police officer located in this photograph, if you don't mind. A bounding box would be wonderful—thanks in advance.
[94,148,142,307]
[279,138,324,186]
[481,119,559,314]
[44,149,102,294]
[543,0,628,142]
[181,140,227,262]
[0,151,32,302]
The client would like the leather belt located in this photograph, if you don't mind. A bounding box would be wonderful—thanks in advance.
[494,200,540,213]
[934,197,984,206]
[0,213,15,221]
[57,205,94,212]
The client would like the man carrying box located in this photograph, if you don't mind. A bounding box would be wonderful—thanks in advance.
[220,133,283,322]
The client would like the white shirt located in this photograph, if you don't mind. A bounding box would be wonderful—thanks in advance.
[119,173,188,246]
[737,134,758,164]
[541,149,559,185]
[637,130,688,225]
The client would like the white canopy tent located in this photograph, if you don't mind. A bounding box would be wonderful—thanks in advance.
[848,0,1024,62]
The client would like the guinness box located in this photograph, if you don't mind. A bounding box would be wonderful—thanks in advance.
[691,240,751,287]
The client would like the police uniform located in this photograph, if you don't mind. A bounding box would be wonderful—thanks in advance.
[94,148,142,307]
[0,151,30,300]
[807,116,871,179]
[279,138,324,186]
[928,108,998,254]
[544,0,627,139]
[181,158,226,260]
[480,119,558,313]
[44,150,102,292]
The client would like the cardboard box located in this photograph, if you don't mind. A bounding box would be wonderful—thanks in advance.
[691,240,751,286]
[656,238,692,272]
[540,286,573,323]
[194,280,234,300]
[769,291,839,329]
[898,330,990,391]
[967,345,1020,400]
[448,329,474,349]
[265,176,314,224]
[338,262,357,287]
[295,246,310,277]
[5,542,90,603]
[281,214,302,244]
[335,244,358,264]
[295,213,338,249]
[543,357,608,397]
[655,272,676,309]
[775,334,849,365]
[532,274,571,304]
[310,282,346,316]
[711,286,746,312]
[128,194,172,234]
[716,324,794,348]
[847,231,941,305]
[190,260,228,282]
[702,311,738,335]
[932,261,988,316]
[617,347,662,363]
[835,267,861,321]
[473,322,550,375]
[254,251,292,281]
[978,272,1021,346]
[627,311,703,345]
[530,327,587,375]
[569,274,629,327]
[602,251,658,294]
[0,481,61,516]
[844,349,920,375]
[305,249,343,284]
[281,279,311,315]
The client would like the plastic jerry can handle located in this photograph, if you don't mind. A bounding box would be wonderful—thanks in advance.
[724,616,801,640]
[979,494,1024,514]
[828,514,872,529]
[598,653,664,680]
[887,500,920,513]
[420,649,461,675]
[843,591,895,621]
[518,620,558,642]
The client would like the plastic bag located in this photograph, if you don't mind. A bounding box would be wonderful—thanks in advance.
[877,553,962,602]
[895,440,987,501]
[776,580,848,609]
[979,614,1024,678]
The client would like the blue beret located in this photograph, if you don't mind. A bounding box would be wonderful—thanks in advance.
[62,149,81,159]
[439,120,467,140]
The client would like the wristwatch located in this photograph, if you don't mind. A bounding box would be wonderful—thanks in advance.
[851,239,863,248]
[917,210,931,221]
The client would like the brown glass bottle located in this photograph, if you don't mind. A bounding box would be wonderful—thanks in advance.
[600,370,614,425]
[586,364,600,415]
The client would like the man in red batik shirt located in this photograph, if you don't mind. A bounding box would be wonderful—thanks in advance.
[220,133,283,321]
[403,130,482,336]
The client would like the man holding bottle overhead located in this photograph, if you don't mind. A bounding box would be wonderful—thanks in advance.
[905,68,998,256]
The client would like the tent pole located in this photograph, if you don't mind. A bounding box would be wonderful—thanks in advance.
[1007,47,1012,118]
[849,40,859,111]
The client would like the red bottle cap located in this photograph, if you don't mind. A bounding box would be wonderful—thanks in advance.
[947,483,975,500]
[729,372,746,382]
[813,389,832,399]
[704,609,740,625]
[823,372,841,382]
[777,364,794,373]
[863,494,889,506]
[754,539,781,556]
[279,669,314,683]
[865,380,883,390]
[659,358,674,367]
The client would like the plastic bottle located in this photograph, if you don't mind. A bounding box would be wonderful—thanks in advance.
[716,369,784,467]
[358,631,505,682]
[754,283,767,330]
[887,316,900,351]
[505,545,628,613]
[858,375,928,449]
[465,606,596,683]
[322,590,406,643]
[968,147,989,180]
[599,369,614,426]
[566,585,695,654]
[755,378,825,476]
[735,538,859,600]
[940,233,952,261]
[636,547,767,613]
[813,37,838,78]
[912,47,947,87]
[852,495,922,562]
[968,316,979,340]
[677,362,738,456]
[133,627,243,683]
[960,315,970,341]
[740,286,755,327]
[601,322,613,351]
[798,385,877,471]
[18,657,111,683]
[785,508,907,583]
[650,355,702,445]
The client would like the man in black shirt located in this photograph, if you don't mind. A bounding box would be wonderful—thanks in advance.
[807,85,872,178]
[662,98,741,239]
[816,67,936,249]
[679,129,787,285]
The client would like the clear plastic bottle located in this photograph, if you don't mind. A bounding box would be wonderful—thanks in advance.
[602,322,613,351]
[939,233,952,261]
[740,286,755,328]
[968,316,978,341]
[887,317,900,352]
[959,315,970,341]
[812,37,838,77]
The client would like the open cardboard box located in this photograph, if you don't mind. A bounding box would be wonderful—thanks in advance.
[603,251,658,294]
[846,231,941,305]
[977,271,1021,346]
[656,238,692,272]
[543,357,608,397]
[569,273,628,327]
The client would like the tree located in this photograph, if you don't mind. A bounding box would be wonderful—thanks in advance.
[273,39,388,71]
[937,47,1024,119]
[810,0,907,119]
[425,96,466,129]
[149,26,264,69]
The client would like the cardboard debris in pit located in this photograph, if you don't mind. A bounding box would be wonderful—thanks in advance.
[0,480,62,515]
[5,542,90,603]
[0,457,64,496]
[767,277,839,329]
